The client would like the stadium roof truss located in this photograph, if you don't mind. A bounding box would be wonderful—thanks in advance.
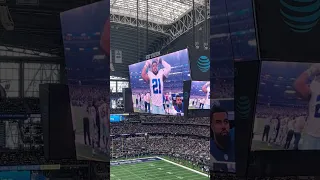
[110,0,209,50]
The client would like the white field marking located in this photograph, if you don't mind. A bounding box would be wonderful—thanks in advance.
[167,172,173,174]
[150,164,155,166]
[156,157,208,177]
[157,168,163,170]
[111,174,115,177]
[177,176,183,179]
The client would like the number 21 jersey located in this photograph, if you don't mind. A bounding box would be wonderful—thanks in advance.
[148,70,164,107]
[307,80,320,137]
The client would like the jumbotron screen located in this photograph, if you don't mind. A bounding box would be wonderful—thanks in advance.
[110,113,129,123]
[60,0,110,162]
[189,81,210,109]
[252,61,320,151]
[129,49,190,116]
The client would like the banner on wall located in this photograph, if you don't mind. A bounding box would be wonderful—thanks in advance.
[60,0,110,162]
[115,50,122,63]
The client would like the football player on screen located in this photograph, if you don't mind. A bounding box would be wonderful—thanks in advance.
[141,57,171,115]
[294,64,320,150]
[202,82,211,109]
[210,107,235,172]
[173,95,184,116]
[87,100,97,155]
[98,98,108,153]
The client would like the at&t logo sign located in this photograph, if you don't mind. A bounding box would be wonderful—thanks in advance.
[280,0,320,33]
[197,56,210,72]
[236,96,251,119]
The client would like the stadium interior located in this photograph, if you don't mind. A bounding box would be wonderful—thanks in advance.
[0,0,317,179]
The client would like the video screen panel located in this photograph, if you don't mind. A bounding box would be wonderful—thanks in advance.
[211,0,257,61]
[129,49,190,116]
[252,61,320,151]
[255,0,320,61]
[110,114,128,123]
[189,81,210,109]
[211,108,235,173]
[60,0,110,161]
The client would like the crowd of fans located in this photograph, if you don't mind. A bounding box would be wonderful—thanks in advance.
[211,63,234,78]
[256,105,306,119]
[139,116,209,125]
[111,135,209,169]
[69,85,108,107]
[110,115,210,171]
[111,122,209,137]
[212,78,234,99]
[0,98,40,114]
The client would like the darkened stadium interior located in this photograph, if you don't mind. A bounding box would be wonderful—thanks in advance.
[0,0,211,179]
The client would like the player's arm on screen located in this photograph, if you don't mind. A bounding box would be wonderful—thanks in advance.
[100,20,110,54]
[141,60,151,82]
[294,70,312,99]
[202,82,210,93]
[159,58,171,80]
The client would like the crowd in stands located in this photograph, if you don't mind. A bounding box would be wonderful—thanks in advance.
[110,108,124,114]
[111,122,209,137]
[0,151,46,165]
[111,135,209,170]
[212,79,234,99]
[0,98,40,114]
[69,85,108,107]
[255,105,305,119]
[139,116,209,125]
[110,115,210,171]
[211,64,234,78]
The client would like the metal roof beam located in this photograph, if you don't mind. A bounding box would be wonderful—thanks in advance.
[160,3,209,50]
[110,14,170,36]
[111,2,209,52]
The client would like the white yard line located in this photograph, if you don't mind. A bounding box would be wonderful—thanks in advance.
[156,156,208,177]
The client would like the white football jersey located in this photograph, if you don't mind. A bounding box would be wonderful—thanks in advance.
[148,70,164,106]
[306,80,320,137]
[205,86,210,105]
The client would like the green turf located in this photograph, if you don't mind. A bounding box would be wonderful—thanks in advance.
[110,158,209,180]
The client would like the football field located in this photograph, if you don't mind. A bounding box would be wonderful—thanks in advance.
[110,157,209,180]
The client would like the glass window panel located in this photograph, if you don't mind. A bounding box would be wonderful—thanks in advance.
[0,63,20,97]
[117,81,129,93]
[24,63,60,97]
[110,81,117,93]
